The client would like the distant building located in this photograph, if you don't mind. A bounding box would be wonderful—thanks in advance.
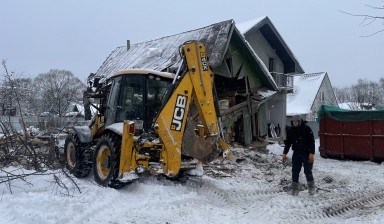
[287,72,338,122]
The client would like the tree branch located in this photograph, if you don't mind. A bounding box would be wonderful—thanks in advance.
[360,28,384,37]
[365,4,384,10]
[339,10,384,20]
[339,6,384,37]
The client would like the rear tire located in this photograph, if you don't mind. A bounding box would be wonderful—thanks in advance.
[93,134,127,188]
[64,133,92,178]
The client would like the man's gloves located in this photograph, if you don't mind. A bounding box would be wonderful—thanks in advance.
[309,153,315,163]
[282,154,287,162]
[282,153,314,162]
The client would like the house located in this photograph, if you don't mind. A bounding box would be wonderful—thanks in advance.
[91,19,280,146]
[236,16,304,141]
[287,72,338,123]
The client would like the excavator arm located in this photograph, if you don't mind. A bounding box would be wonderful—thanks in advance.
[154,41,230,177]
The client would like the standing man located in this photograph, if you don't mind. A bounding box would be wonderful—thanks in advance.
[282,115,315,195]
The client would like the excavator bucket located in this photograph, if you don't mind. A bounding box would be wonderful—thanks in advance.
[182,117,222,163]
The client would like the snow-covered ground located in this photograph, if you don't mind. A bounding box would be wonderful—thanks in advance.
[1,140,384,224]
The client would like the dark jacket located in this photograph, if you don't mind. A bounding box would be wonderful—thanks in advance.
[283,120,315,155]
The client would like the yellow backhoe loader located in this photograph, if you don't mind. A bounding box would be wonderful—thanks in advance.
[64,41,231,188]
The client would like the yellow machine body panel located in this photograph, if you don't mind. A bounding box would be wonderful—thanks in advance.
[118,121,137,178]
[155,75,194,176]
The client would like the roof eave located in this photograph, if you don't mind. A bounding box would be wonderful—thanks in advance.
[241,16,305,74]
[233,27,279,91]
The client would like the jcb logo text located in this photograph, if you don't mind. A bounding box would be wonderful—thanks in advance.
[201,52,208,71]
[171,95,188,131]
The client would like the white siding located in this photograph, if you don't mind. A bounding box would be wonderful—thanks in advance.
[245,30,284,74]
[310,74,338,121]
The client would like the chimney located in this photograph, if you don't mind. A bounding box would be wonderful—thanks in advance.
[127,40,131,50]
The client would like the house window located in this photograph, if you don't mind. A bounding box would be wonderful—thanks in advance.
[269,58,274,72]
[320,92,325,102]
[225,57,233,75]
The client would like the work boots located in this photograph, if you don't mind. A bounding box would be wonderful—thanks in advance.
[308,181,316,195]
[291,182,300,196]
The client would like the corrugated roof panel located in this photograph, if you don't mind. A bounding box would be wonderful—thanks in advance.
[94,20,234,82]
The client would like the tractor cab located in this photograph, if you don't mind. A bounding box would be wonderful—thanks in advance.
[104,69,174,132]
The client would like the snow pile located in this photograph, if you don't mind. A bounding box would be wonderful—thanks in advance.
[1,140,384,224]
[147,47,162,58]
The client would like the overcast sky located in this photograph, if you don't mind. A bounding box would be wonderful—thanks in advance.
[1,0,383,87]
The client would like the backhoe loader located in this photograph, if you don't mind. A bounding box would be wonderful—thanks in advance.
[64,41,231,188]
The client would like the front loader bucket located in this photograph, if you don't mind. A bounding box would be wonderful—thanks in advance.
[182,117,221,163]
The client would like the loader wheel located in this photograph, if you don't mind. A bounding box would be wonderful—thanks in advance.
[64,133,92,178]
[93,134,127,188]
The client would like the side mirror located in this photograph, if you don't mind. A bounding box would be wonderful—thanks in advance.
[93,77,100,87]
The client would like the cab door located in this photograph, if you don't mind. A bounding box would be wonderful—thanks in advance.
[104,76,122,126]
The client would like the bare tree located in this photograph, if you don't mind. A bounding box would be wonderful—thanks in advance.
[33,69,86,117]
[355,79,381,107]
[334,87,348,104]
[1,60,30,139]
[335,78,383,110]
[340,2,384,36]
[377,77,384,108]
[0,77,34,116]
[334,87,359,110]
[0,63,82,195]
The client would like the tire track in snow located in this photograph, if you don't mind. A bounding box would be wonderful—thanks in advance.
[287,188,384,222]
[183,176,291,221]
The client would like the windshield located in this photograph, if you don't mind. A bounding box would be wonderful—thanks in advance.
[108,74,171,131]
[146,76,169,128]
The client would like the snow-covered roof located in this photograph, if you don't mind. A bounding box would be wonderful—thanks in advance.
[112,69,175,79]
[236,17,266,34]
[94,20,234,82]
[236,16,304,74]
[93,19,278,91]
[287,72,326,115]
